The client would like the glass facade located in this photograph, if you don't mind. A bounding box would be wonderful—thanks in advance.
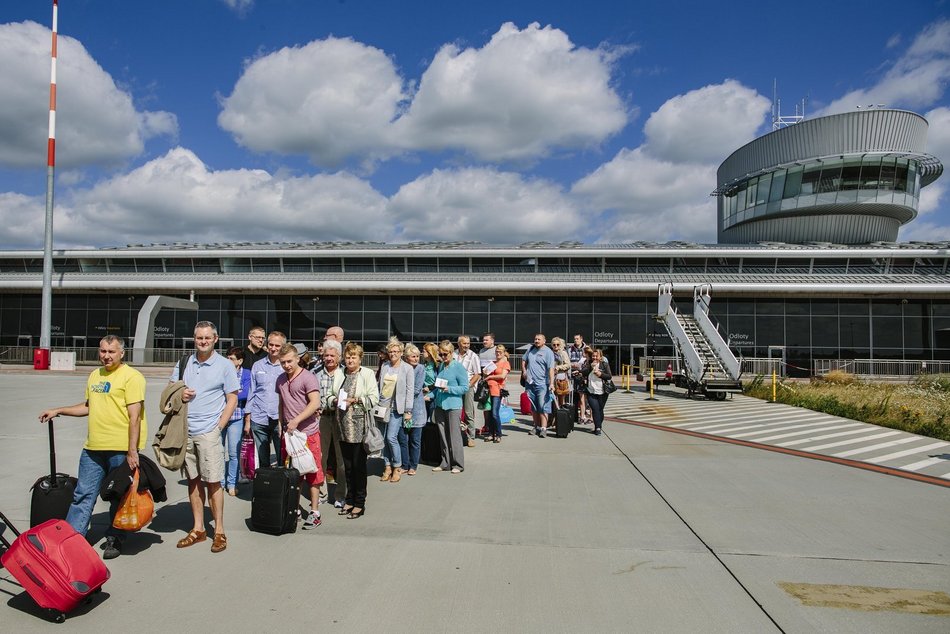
[721,156,922,230]
[3,292,949,377]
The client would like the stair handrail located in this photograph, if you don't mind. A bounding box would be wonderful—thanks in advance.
[656,283,704,382]
[691,284,741,381]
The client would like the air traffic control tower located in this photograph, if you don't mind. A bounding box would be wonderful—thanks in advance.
[714,109,944,244]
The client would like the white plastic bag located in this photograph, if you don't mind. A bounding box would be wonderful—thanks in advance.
[284,429,317,474]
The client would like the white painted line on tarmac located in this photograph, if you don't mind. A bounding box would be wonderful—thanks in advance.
[749,423,865,443]
[899,456,949,472]
[685,411,821,432]
[778,427,875,447]
[797,430,900,452]
[730,420,839,440]
[866,441,950,464]
[705,416,834,436]
[833,436,922,458]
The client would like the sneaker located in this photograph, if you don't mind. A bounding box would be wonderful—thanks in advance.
[318,493,329,505]
[102,536,121,560]
[539,428,547,438]
[334,499,344,509]
[594,429,603,436]
[303,510,322,530]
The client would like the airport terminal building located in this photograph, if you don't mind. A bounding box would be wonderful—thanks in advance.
[0,109,947,376]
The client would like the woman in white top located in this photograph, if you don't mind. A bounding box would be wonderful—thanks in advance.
[581,347,612,436]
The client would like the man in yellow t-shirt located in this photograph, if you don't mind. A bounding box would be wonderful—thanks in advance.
[38,335,147,560]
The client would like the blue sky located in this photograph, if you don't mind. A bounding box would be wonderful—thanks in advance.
[0,0,948,248]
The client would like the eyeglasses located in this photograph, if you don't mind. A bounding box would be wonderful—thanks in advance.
[439,352,452,358]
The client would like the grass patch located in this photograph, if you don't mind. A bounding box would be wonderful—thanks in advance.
[743,374,950,442]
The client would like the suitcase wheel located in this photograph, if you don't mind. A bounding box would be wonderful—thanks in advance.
[47,609,66,624]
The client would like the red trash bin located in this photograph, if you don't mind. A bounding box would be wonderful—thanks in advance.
[33,348,50,370]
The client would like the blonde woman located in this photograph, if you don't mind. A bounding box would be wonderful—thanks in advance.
[377,338,414,483]
[551,337,572,409]
[484,345,511,443]
[335,342,379,518]
[432,340,467,473]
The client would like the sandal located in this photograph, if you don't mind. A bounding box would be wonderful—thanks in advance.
[407,469,416,476]
[347,507,365,519]
[176,529,207,548]
[210,533,227,553]
[339,505,353,516]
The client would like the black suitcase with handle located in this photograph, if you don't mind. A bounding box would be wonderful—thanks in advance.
[251,466,301,535]
[30,422,78,527]
[554,391,575,438]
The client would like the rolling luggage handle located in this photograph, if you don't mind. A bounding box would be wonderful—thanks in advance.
[0,509,21,552]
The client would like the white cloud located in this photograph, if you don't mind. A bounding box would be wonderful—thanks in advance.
[218,37,408,167]
[571,147,717,243]
[0,21,177,169]
[387,168,584,243]
[642,80,770,164]
[0,148,390,248]
[392,22,629,161]
[220,0,253,16]
[218,23,630,167]
[819,19,950,115]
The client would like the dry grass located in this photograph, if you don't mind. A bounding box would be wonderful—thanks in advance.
[744,373,950,441]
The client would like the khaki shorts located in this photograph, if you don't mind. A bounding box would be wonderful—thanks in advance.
[182,430,225,483]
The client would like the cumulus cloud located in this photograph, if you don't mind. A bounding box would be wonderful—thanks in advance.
[0,21,177,169]
[218,23,630,167]
[569,80,769,244]
[820,19,950,115]
[903,105,950,239]
[642,80,770,164]
[0,148,390,248]
[388,167,584,243]
[572,148,717,243]
[392,22,629,161]
[218,37,408,167]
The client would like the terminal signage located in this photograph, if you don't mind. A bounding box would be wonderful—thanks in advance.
[593,331,619,345]
[729,332,754,346]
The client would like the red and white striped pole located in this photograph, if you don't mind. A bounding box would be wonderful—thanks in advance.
[38,0,58,366]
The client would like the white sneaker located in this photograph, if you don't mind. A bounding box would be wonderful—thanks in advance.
[302,510,322,530]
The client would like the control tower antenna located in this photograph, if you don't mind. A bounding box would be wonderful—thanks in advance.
[771,79,806,130]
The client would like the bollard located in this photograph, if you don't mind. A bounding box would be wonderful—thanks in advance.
[646,367,657,401]
[772,369,777,403]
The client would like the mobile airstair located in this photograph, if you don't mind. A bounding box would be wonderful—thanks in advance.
[655,283,742,400]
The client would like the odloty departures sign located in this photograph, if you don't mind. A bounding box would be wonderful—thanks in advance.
[729,332,754,346]
[593,331,620,345]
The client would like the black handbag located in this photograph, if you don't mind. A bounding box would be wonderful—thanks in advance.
[603,378,618,394]
[473,380,490,404]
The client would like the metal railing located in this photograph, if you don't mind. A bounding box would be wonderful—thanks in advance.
[813,359,950,378]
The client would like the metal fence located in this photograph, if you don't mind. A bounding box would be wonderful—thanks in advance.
[812,359,950,379]
[640,356,784,377]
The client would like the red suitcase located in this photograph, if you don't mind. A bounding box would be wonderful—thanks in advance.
[520,391,532,415]
[0,514,110,623]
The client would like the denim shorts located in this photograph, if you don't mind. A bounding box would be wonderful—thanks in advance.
[525,382,552,414]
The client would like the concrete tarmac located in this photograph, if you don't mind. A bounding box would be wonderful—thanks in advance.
[0,371,948,632]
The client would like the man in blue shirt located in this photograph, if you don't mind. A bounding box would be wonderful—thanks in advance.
[244,331,287,469]
[522,333,556,438]
[171,321,239,554]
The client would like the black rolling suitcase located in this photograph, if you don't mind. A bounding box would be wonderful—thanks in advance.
[554,392,575,438]
[420,422,442,466]
[30,421,78,527]
[251,466,301,535]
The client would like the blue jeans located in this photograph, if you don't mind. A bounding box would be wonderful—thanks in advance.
[383,411,402,468]
[221,418,243,489]
[66,449,127,539]
[490,395,503,437]
[398,425,423,470]
[252,418,280,468]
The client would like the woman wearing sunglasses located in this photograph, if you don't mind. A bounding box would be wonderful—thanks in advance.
[431,340,467,473]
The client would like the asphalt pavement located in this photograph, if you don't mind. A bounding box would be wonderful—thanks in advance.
[0,370,948,632]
